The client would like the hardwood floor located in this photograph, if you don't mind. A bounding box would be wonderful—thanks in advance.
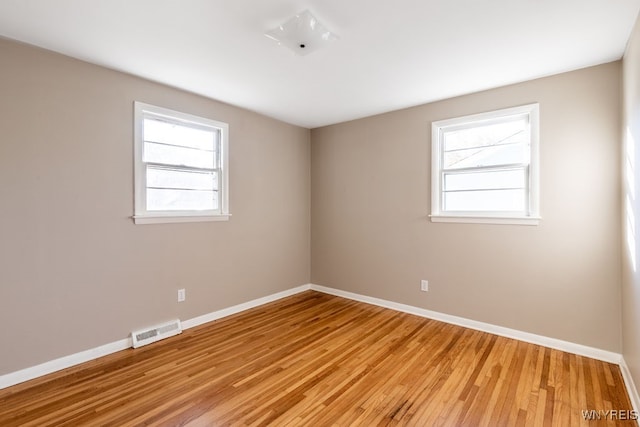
[0,291,635,426]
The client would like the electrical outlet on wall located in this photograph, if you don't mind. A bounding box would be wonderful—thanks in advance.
[178,288,186,302]
[420,280,429,292]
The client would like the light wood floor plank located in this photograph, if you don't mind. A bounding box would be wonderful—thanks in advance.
[0,291,635,426]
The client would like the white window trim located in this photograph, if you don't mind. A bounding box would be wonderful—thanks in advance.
[133,102,230,225]
[430,103,540,226]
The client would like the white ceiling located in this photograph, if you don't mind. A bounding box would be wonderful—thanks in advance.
[0,0,638,128]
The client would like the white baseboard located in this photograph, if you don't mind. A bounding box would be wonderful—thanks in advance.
[313,283,640,409]
[0,284,312,390]
[2,282,636,403]
[181,284,311,329]
[310,284,622,364]
[0,338,132,391]
[620,357,640,413]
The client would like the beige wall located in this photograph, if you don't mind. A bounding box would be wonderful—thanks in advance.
[622,13,640,400]
[0,32,628,377]
[311,63,622,352]
[0,38,310,375]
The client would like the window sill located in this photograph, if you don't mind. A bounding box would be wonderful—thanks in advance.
[133,214,231,225]
[430,214,540,226]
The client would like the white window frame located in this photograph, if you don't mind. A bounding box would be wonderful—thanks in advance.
[133,102,230,225]
[430,103,540,225]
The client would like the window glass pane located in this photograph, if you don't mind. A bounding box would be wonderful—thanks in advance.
[443,117,528,169]
[147,167,217,191]
[444,117,526,151]
[144,141,216,169]
[444,169,525,192]
[147,188,218,211]
[444,142,528,170]
[444,189,526,212]
[143,117,217,151]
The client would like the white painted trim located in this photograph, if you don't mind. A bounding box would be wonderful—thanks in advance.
[133,214,231,225]
[133,101,231,224]
[430,214,541,226]
[0,283,627,393]
[430,103,541,224]
[181,284,311,329]
[620,357,640,413]
[310,284,622,364]
[0,284,312,390]
[0,338,131,391]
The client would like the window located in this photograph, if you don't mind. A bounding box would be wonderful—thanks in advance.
[431,104,540,225]
[133,102,229,224]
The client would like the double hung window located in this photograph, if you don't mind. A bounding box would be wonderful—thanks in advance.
[431,104,540,225]
[133,102,229,224]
